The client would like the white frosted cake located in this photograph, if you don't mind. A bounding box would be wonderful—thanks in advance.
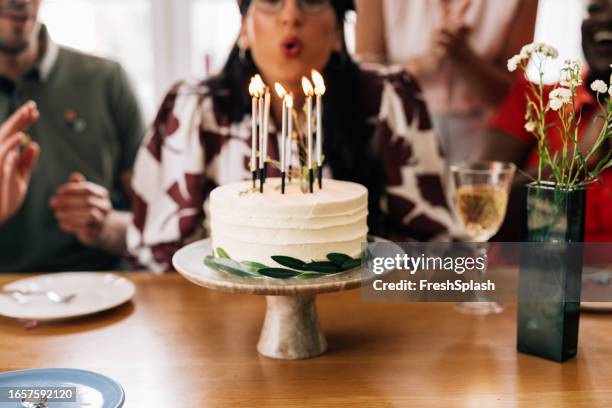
[209,178,368,265]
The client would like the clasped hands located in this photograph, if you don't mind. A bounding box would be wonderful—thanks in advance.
[409,0,475,78]
[49,172,113,247]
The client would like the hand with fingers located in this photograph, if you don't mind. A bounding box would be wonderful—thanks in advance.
[407,0,473,79]
[0,101,40,225]
[49,172,113,247]
[433,0,473,61]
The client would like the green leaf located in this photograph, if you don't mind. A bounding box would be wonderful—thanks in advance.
[204,256,252,277]
[258,268,301,279]
[593,149,612,176]
[215,247,231,259]
[271,256,309,271]
[326,253,352,266]
[341,259,362,270]
[367,235,375,243]
[298,273,325,280]
[304,261,342,274]
[240,261,268,274]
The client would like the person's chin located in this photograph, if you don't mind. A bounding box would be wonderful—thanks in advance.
[585,48,612,75]
[274,63,309,83]
[0,37,30,54]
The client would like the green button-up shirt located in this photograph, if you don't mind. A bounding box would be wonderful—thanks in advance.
[0,26,145,272]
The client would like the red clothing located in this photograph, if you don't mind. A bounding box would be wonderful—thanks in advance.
[490,76,612,242]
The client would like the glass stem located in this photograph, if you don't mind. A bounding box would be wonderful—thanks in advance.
[476,241,489,301]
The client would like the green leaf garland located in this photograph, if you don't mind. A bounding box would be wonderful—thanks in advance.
[205,247,364,280]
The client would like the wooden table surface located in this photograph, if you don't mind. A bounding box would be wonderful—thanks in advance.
[1,273,612,407]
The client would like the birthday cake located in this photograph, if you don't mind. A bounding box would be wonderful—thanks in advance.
[209,178,368,265]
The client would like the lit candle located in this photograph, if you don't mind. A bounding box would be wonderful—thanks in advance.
[274,84,287,168]
[302,77,314,193]
[312,70,326,189]
[286,95,294,183]
[249,77,259,188]
[286,94,293,171]
[275,83,288,194]
[263,88,271,182]
[254,75,265,192]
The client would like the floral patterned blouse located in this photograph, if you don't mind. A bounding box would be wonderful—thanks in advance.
[127,66,462,273]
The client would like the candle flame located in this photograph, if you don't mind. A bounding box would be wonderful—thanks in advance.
[302,77,314,96]
[285,94,293,109]
[248,78,257,97]
[250,74,266,97]
[274,83,287,99]
[311,70,326,95]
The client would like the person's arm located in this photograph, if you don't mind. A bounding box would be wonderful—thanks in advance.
[0,102,39,226]
[49,64,145,255]
[95,171,135,256]
[355,0,387,64]
[375,71,464,241]
[443,0,539,106]
[126,82,207,273]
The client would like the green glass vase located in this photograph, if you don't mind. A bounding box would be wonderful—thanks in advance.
[517,181,586,362]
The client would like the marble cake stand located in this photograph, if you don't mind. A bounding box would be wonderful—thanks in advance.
[172,238,373,360]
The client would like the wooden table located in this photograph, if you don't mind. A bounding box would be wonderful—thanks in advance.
[1,273,612,407]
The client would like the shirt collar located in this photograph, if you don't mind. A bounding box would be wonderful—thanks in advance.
[34,24,59,82]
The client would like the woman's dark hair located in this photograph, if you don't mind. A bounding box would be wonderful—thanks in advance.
[209,0,387,235]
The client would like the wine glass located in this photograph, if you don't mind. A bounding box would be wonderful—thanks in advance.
[450,161,516,315]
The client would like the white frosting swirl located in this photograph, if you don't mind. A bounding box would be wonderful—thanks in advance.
[209,178,369,265]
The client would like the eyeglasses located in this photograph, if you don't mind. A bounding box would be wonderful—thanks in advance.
[253,0,332,15]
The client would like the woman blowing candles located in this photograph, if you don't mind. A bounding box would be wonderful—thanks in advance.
[127,0,462,272]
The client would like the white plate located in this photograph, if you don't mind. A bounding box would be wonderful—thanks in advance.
[581,302,612,312]
[582,266,612,312]
[0,273,135,321]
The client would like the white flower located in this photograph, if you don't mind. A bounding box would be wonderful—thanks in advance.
[508,43,559,73]
[561,77,583,88]
[520,43,536,59]
[549,98,564,111]
[507,55,521,72]
[563,59,580,69]
[542,44,559,58]
[549,87,573,111]
[550,87,572,100]
[591,79,608,94]
[524,121,537,132]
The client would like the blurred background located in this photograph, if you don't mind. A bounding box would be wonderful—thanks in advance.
[39,0,585,120]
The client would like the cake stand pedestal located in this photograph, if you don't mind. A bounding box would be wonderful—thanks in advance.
[172,239,368,360]
[258,293,326,359]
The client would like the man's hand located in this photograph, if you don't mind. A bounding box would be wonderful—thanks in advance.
[0,101,40,225]
[49,172,112,246]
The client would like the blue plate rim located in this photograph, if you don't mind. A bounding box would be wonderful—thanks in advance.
[0,368,124,408]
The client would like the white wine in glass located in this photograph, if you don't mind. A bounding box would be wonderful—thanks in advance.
[451,162,516,315]
[456,185,509,242]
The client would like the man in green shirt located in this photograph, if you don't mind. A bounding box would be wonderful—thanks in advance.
[0,0,145,271]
